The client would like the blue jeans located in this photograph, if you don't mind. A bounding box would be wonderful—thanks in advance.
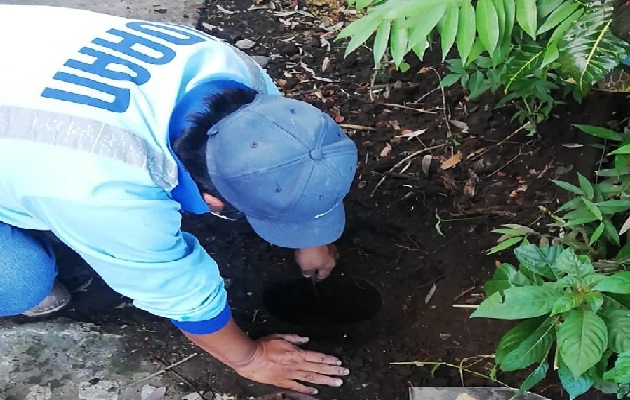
[0,221,56,316]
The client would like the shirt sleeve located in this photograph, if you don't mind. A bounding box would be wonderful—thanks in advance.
[23,188,230,334]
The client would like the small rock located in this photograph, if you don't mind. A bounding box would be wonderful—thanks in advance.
[251,55,270,68]
[235,39,256,50]
[181,394,203,400]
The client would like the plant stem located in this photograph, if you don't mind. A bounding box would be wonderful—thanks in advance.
[390,361,510,388]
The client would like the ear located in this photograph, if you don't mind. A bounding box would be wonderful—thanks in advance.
[202,192,225,213]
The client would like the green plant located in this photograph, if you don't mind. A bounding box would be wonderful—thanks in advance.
[472,243,630,399]
[338,0,629,129]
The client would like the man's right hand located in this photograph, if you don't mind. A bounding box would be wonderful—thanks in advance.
[182,318,348,395]
[232,334,349,395]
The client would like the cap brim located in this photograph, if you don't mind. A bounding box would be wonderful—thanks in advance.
[246,202,346,249]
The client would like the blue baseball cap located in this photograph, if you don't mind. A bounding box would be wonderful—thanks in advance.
[205,94,358,249]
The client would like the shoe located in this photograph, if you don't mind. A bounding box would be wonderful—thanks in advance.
[22,280,71,317]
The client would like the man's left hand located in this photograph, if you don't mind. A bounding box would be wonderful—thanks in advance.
[294,244,339,281]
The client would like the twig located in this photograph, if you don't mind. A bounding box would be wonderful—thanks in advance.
[486,152,523,179]
[467,125,527,161]
[450,207,517,218]
[453,285,478,302]
[391,361,509,388]
[154,357,212,400]
[129,353,199,386]
[339,123,375,131]
[452,304,479,309]
[370,144,447,197]
[382,103,438,114]
[428,67,453,140]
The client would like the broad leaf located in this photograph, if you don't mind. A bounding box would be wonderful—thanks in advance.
[457,0,477,65]
[471,285,562,320]
[538,1,581,35]
[538,0,564,19]
[438,2,459,60]
[610,143,630,155]
[476,0,500,56]
[514,362,549,397]
[558,6,629,94]
[515,0,537,39]
[577,173,594,200]
[584,292,604,313]
[553,247,594,276]
[582,198,603,220]
[495,317,546,365]
[501,0,516,52]
[600,308,630,353]
[594,272,630,294]
[603,217,620,246]
[407,3,447,52]
[595,199,630,215]
[339,12,382,56]
[372,20,391,65]
[603,352,630,384]
[550,9,584,43]
[552,293,583,315]
[488,236,523,255]
[515,244,562,280]
[484,263,532,295]
[557,309,609,377]
[390,18,409,66]
[558,357,595,400]
[505,42,547,91]
[589,222,605,246]
[500,317,556,371]
[552,179,584,195]
[574,124,623,141]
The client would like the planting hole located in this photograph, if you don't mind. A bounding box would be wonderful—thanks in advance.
[263,275,382,325]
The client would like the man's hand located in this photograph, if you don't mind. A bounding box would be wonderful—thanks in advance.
[294,244,339,280]
[233,334,348,395]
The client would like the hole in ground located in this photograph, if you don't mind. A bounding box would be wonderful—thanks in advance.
[263,275,382,325]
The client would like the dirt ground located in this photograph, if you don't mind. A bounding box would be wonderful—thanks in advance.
[21,0,630,399]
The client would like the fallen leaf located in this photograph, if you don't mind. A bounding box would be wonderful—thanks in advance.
[449,119,470,133]
[322,56,331,72]
[380,143,392,157]
[425,283,437,304]
[421,155,433,176]
[339,123,375,131]
[620,215,630,236]
[441,152,462,170]
[394,128,426,140]
[216,5,235,14]
[562,143,584,148]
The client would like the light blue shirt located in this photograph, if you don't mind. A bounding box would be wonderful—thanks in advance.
[0,5,278,333]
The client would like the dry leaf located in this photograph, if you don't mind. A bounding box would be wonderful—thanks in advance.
[421,155,433,176]
[339,123,375,131]
[620,215,630,236]
[449,119,470,133]
[394,129,426,140]
[425,283,437,304]
[380,143,392,158]
[562,143,584,148]
[322,56,331,72]
[441,152,462,170]
[455,394,478,400]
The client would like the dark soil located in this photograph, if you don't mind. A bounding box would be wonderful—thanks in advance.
[17,1,630,399]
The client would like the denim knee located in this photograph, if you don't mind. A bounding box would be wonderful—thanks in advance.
[0,222,57,316]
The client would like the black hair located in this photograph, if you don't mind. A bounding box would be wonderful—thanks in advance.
[172,87,258,195]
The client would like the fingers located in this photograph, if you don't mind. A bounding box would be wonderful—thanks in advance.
[300,362,349,377]
[279,380,318,395]
[315,268,332,280]
[269,334,309,345]
[290,371,344,387]
[302,350,342,366]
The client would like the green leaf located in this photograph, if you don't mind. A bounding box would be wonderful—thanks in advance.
[584,292,604,313]
[553,248,594,277]
[610,144,630,155]
[552,293,583,315]
[457,0,476,65]
[515,0,537,39]
[495,317,546,365]
[538,0,564,19]
[352,0,377,10]
[390,18,409,66]
[407,3,447,52]
[476,0,500,56]
[472,285,562,320]
[600,308,630,353]
[574,124,623,141]
[488,236,523,255]
[538,1,581,35]
[558,6,629,94]
[372,20,391,65]
[541,43,560,69]
[594,272,630,294]
[501,317,556,371]
[552,180,584,195]
[515,244,562,280]
[437,2,459,61]
[558,357,595,400]
[557,309,609,377]
[439,73,461,88]
[590,222,605,246]
[550,9,584,43]
[603,352,630,384]
[338,13,382,56]
[514,362,549,397]
[483,262,532,295]
[603,217,620,246]
[504,42,547,92]
[595,199,630,215]
[557,197,582,212]
[577,173,595,200]
[501,0,516,49]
